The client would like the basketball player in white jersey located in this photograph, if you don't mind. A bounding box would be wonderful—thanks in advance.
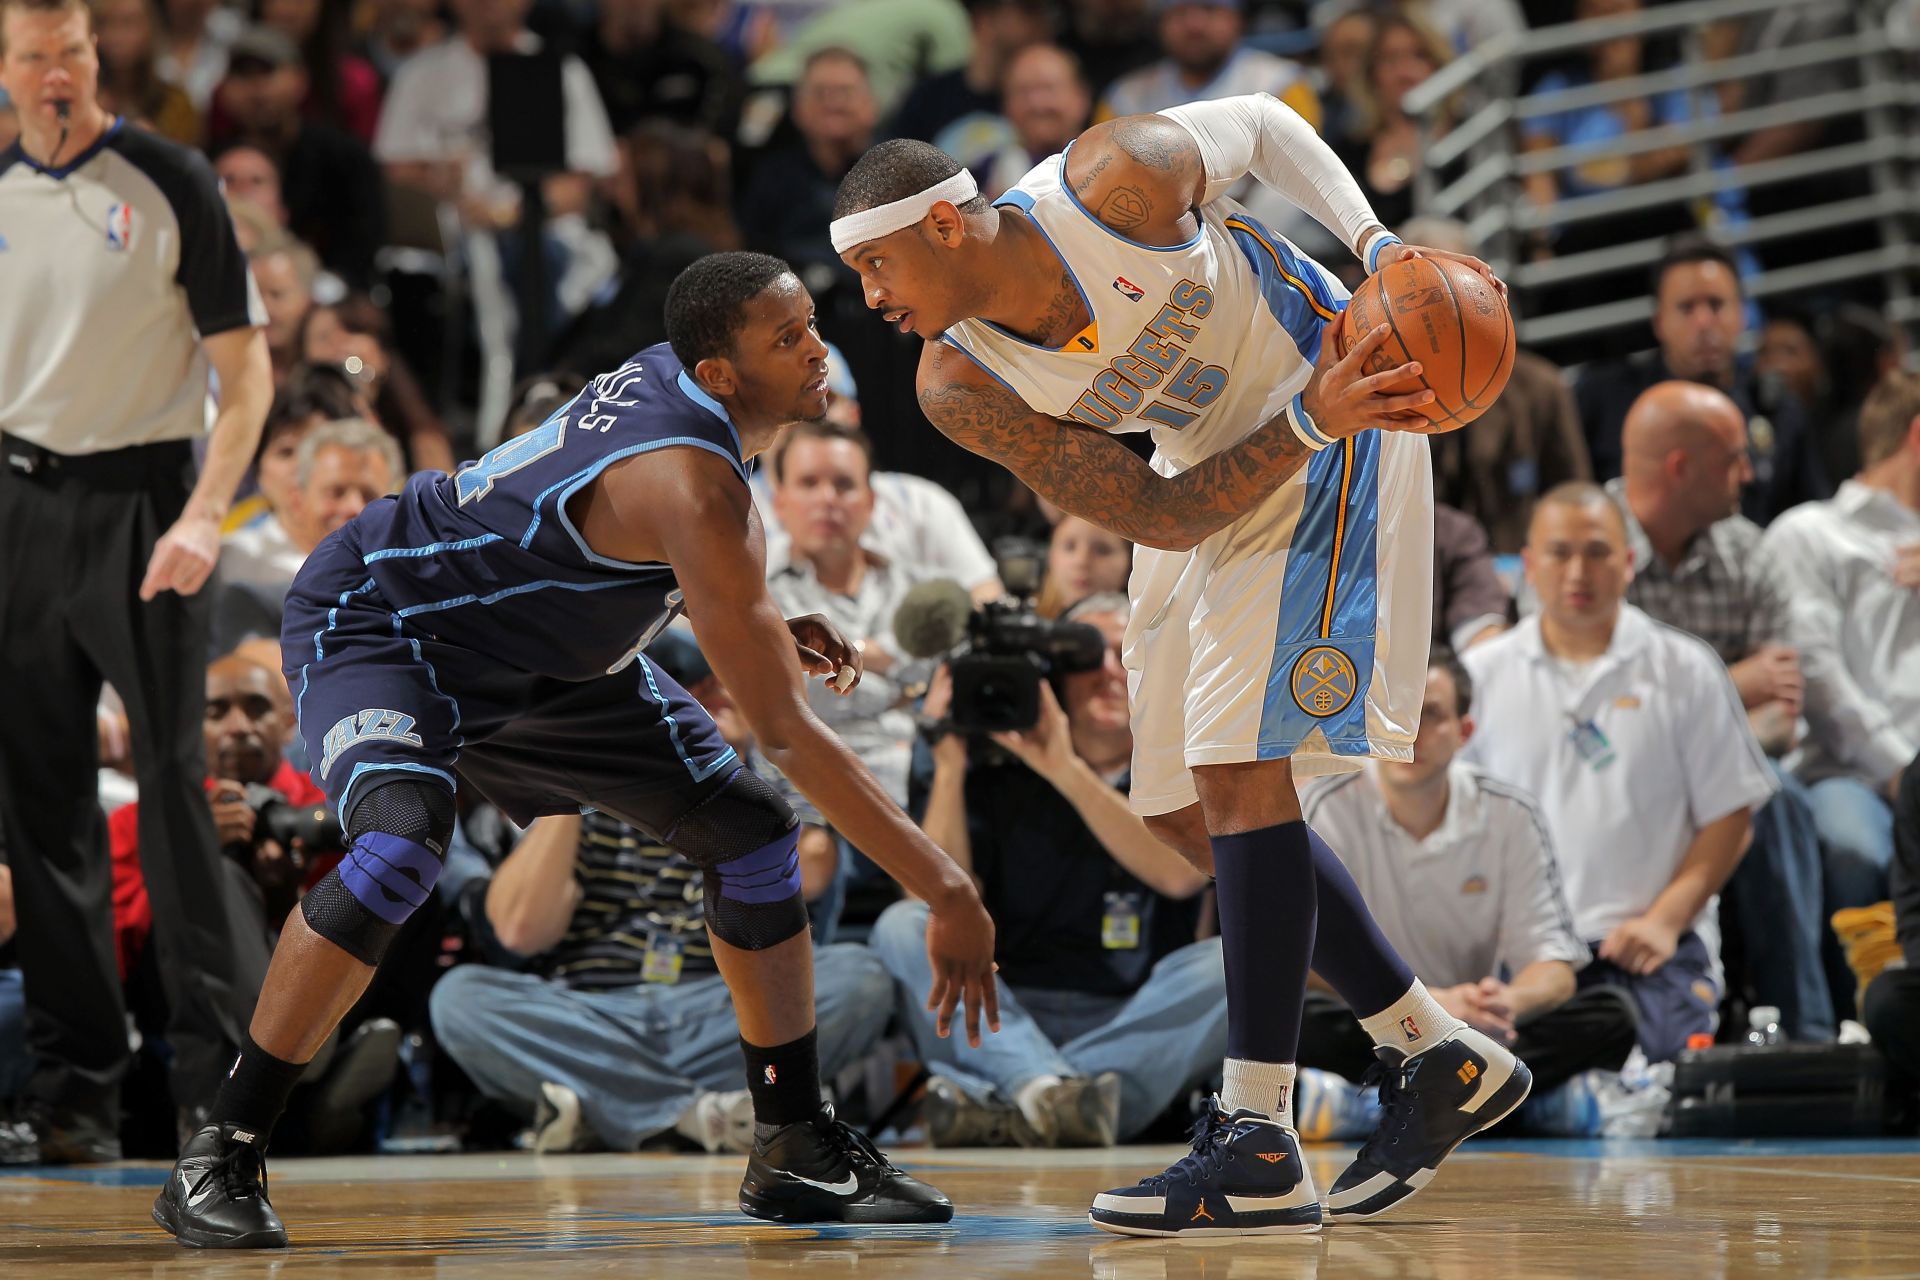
[832,95,1533,1235]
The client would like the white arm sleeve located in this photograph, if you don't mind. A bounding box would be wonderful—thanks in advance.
[1159,93,1386,263]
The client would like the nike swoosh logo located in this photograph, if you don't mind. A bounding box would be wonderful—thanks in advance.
[185,1175,217,1209]
[781,1170,858,1195]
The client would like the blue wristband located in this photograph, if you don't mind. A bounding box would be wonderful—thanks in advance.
[1365,233,1403,275]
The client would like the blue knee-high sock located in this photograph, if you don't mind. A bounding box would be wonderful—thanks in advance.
[1306,826,1415,1019]
[1212,822,1317,1062]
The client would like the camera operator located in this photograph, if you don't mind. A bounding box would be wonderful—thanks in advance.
[870,593,1223,1149]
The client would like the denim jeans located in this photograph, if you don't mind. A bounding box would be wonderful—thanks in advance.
[868,900,1228,1141]
[428,943,893,1148]
[0,969,30,1099]
[1811,775,1897,908]
[1726,765,1834,1040]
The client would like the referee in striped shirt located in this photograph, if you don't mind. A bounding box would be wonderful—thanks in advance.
[0,0,271,1162]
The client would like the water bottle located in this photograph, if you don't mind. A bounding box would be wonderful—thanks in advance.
[1745,1005,1783,1048]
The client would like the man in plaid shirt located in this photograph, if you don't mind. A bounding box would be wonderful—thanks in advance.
[1607,382,1832,1039]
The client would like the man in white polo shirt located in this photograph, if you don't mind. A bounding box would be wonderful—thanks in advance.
[1299,647,1635,1133]
[1462,484,1776,1062]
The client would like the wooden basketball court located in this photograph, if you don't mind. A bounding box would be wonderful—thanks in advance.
[6,1138,1918,1277]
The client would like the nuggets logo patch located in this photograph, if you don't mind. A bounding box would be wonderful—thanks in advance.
[1290,647,1358,718]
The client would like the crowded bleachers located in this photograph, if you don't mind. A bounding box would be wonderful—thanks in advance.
[1,0,1915,1168]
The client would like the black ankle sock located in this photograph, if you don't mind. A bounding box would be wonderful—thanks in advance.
[742,1028,821,1128]
[212,1034,306,1147]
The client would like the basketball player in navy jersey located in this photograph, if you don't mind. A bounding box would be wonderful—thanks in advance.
[832,98,1531,1237]
[153,253,1001,1249]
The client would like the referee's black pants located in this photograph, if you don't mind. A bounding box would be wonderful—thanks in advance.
[0,440,259,1121]
[1297,986,1640,1095]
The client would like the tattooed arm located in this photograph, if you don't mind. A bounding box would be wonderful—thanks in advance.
[917,329,1432,553]
[1062,115,1215,248]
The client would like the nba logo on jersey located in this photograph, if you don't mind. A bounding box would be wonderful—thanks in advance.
[1111,275,1145,302]
[1400,1015,1422,1043]
[105,203,134,252]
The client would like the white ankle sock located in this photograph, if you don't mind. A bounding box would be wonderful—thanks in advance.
[1220,1059,1296,1127]
[1358,980,1465,1057]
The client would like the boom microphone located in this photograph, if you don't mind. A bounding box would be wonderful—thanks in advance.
[892,578,974,660]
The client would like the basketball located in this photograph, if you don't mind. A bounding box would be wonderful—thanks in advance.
[1336,255,1516,430]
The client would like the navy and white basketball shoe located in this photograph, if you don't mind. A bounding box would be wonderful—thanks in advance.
[1089,1100,1321,1237]
[1327,1026,1533,1220]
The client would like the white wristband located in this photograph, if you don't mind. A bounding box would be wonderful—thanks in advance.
[1289,392,1335,452]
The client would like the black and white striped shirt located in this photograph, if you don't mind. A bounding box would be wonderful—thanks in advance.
[538,812,716,991]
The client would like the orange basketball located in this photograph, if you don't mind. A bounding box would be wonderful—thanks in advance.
[1335,255,1515,430]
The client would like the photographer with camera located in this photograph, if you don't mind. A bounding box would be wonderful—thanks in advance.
[871,593,1224,1148]
[107,654,398,1148]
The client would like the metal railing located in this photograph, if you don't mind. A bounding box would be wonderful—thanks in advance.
[1400,0,1918,352]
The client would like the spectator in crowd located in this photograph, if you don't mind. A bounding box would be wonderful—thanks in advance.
[94,0,199,144]
[1609,382,1831,1039]
[753,366,1004,605]
[1575,238,1827,525]
[248,235,318,387]
[1298,649,1635,1137]
[0,0,272,1164]
[222,192,281,254]
[1419,0,1527,55]
[216,142,286,227]
[1862,757,1918,1081]
[586,0,744,139]
[357,0,442,82]
[1463,485,1775,1061]
[1759,305,1908,489]
[1328,11,1454,234]
[1310,5,1373,152]
[872,594,1217,1147]
[214,25,386,290]
[1035,514,1129,620]
[373,0,619,337]
[1097,0,1318,128]
[1059,0,1154,95]
[551,121,735,378]
[891,0,1052,150]
[764,420,930,809]
[249,0,380,143]
[1406,216,1593,554]
[960,42,1092,201]
[222,359,362,531]
[215,417,402,651]
[743,0,970,117]
[427,632,890,1156]
[1433,503,1510,653]
[299,295,455,472]
[1762,371,1920,953]
[739,47,877,299]
[156,0,240,112]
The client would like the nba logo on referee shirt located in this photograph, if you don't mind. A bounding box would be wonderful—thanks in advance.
[105,203,135,252]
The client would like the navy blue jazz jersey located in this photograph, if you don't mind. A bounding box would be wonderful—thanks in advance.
[283,345,745,828]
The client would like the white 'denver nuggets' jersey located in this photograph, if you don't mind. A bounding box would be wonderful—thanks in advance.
[942,146,1435,817]
[940,148,1333,474]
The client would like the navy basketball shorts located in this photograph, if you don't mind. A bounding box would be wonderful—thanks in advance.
[280,542,738,832]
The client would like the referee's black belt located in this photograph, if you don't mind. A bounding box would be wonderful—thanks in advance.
[1,433,193,489]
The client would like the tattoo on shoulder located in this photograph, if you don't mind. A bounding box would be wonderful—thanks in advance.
[1070,150,1112,197]
[1108,116,1195,176]
[1098,186,1152,231]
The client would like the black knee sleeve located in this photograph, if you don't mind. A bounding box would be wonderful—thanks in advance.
[667,769,809,951]
[300,779,455,966]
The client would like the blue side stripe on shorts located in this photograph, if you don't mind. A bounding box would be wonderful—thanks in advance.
[637,654,738,784]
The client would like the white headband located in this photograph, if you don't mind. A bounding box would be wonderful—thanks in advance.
[829,171,979,255]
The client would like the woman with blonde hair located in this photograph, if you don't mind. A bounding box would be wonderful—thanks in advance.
[1329,10,1457,234]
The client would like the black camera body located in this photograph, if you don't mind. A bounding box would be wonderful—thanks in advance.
[242,783,346,854]
[947,598,1107,733]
